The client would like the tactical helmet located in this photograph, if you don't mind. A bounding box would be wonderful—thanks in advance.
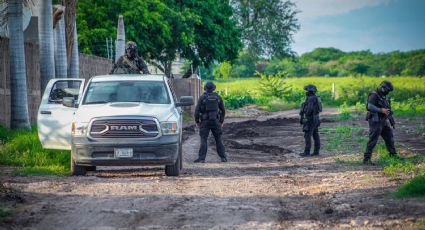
[379,80,394,92]
[204,82,216,92]
[303,84,317,93]
[125,41,138,50]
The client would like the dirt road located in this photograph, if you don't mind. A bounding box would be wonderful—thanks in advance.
[1,110,425,229]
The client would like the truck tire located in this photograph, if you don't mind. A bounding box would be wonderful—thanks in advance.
[165,152,180,176]
[71,159,87,176]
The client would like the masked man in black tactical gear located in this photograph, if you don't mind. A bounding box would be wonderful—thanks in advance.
[194,82,227,163]
[363,80,397,165]
[110,41,150,74]
[299,84,322,157]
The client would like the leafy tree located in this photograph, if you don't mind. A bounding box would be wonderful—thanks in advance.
[264,58,306,77]
[231,52,256,78]
[77,0,241,78]
[300,47,345,63]
[232,0,299,58]
[213,61,232,80]
[178,0,242,78]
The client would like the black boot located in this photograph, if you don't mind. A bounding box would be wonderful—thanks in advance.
[300,152,310,157]
[194,158,205,163]
[363,157,375,165]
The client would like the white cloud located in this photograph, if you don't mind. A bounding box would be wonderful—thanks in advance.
[294,0,392,20]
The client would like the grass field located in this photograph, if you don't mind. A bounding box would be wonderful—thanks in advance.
[214,76,425,96]
[212,76,425,113]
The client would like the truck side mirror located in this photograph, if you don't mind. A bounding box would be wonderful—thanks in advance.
[62,97,77,108]
[175,96,194,107]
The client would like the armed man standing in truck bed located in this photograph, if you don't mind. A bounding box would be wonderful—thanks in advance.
[364,80,397,165]
[194,82,227,163]
[110,41,150,74]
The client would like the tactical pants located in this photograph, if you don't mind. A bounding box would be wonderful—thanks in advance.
[364,120,396,160]
[303,117,320,155]
[198,119,226,160]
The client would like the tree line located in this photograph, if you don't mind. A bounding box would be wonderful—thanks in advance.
[76,0,299,77]
[208,48,425,79]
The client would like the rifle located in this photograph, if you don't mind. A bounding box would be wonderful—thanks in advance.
[375,92,395,129]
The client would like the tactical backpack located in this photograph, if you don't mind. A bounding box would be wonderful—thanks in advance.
[202,93,220,121]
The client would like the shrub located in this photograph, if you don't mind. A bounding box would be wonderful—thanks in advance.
[258,74,291,98]
[222,94,255,110]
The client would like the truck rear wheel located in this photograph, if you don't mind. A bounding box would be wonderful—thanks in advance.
[165,152,180,176]
[71,159,87,176]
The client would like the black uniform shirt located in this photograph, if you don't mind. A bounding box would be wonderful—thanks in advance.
[194,92,225,123]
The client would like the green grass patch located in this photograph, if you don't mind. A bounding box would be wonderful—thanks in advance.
[394,174,425,198]
[0,207,11,219]
[183,113,193,122]
[323,125,364,153]
[12,166,69,176]
[0,125,70,176]
[418,218,425,226]
[375,144,425,178]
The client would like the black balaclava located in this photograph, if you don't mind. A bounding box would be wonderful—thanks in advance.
[378,81,394,96]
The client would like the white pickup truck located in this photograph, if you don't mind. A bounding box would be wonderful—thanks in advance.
[37,74,193,176]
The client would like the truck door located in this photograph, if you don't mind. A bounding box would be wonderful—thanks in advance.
[37,79,85,150]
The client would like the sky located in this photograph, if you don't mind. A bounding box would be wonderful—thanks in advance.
[292,0,425,54]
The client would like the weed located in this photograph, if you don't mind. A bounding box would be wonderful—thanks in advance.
[183,113,193,122]
[324,125,363,153]
[394,174,425,198]
[0,207,11,219]
[375,144,425,178]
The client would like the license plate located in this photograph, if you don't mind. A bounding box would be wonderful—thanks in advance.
[114,148,133,158]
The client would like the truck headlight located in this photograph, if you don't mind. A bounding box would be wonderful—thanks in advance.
[160,122,178,135]
[71,122,88,136]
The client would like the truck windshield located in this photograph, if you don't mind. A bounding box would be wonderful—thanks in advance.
[83,81,171,104]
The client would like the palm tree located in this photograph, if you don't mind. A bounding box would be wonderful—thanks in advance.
[61,0,77,64]
[68,21,79,79]
[54,5,67,78]
[7,0,31,129]
[115,15,125,62]
[39,0,55,92]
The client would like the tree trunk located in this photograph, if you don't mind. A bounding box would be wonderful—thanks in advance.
[61,0,77,65]
[68,21,79,79]
[54,12,67,78]
[39,0,55,93]
[8,0,31,129]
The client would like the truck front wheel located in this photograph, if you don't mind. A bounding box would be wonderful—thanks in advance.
[71,159,87,176]
[165,151,180,176]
